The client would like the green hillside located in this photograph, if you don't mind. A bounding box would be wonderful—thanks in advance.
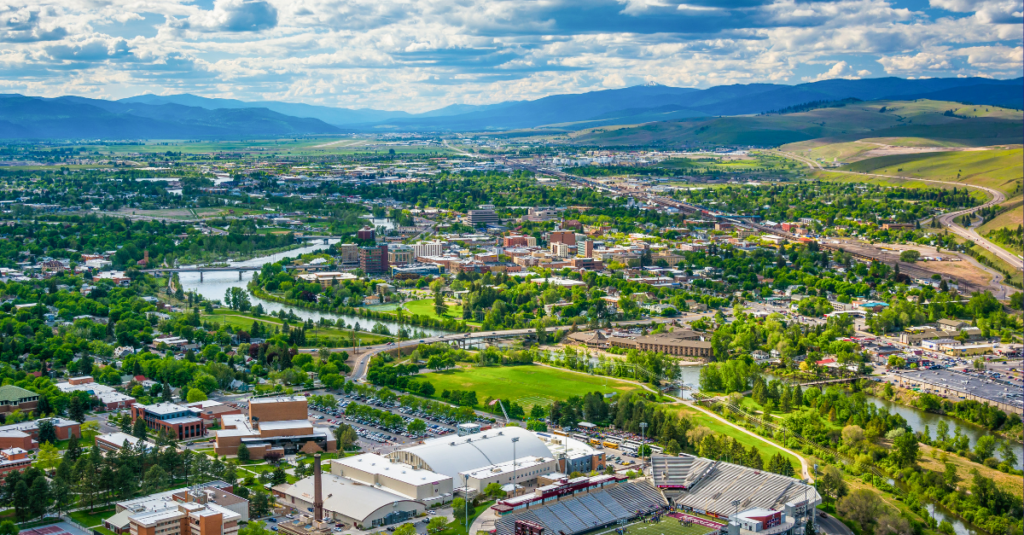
[840,148,1023,196]
[571,99,1023,147]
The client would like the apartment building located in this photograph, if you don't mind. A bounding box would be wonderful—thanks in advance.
[412,241,445,257]
[359,244,390,274]
[338,244,359,264]
[468,209,498,225]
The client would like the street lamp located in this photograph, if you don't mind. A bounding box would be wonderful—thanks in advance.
[464,474,470,532]
[511,437,519,497]
[639,422,648,467]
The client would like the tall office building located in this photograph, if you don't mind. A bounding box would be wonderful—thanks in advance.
[359,244,390,274]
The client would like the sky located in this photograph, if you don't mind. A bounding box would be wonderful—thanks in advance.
[0,0,1021,112]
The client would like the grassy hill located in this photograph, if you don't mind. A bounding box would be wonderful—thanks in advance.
[570,99,1023,148]
[838,148,1023,197]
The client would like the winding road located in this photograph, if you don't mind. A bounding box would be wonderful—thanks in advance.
[779,151,1022,272]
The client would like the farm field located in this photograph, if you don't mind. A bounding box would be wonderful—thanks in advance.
[418,365,640,409]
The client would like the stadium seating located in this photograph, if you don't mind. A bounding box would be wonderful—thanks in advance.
[494,482,667,535]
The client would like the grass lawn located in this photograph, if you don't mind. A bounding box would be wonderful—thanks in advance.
[841,147,1023,197]
[419,365,641,410]
[669,405,803,469]
[70,507,117,527]
[593,516,720,535]
[436,500,494,535]
[94,527,119,535]
[204,309,390,345]
[401,298,480,326]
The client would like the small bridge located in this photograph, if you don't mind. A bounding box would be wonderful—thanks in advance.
[141,266,262,281]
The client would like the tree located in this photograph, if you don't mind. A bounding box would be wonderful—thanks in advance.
[393,524,417,535]
[68,396,86,422]
[12,480,29,521]
[334,423,358,450]
[36,442,61,471]
[892,431,919,468]
[271,467,287,485]
[187,388,208,402]
[132,418,148,440]
[51,467,73,516]
[484,482,506,499]
[838,489,883,529]
[451,497,466,516]
[899,250,920,263]
[65,434,81,459]
[665,439,681,456]
[998,441,1018,468]
[408,419,427,433]
[433,293,448,316]
[876,515,911,535]
[239,522,274,535]
[143,465,169,494]
[29,477,51,520]
[0,521,17,535]
[237,443,251,462]
[250,491,273,518]
[767,453,795,477]
[973,435,996,460]
[841,425,864,447]
[37,419,57,444]
[816,466,848,505]
[81,420,101,441]
[637,444,652,457]
[427,516,449,534]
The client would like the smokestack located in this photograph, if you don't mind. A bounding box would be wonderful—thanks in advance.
[313,453,323,522]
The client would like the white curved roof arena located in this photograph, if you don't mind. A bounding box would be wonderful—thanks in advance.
[388,426,552,481]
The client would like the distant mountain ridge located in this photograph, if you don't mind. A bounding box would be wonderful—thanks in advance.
[0,77,1020,139]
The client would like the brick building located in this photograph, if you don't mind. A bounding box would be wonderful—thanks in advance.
[0,417,81,450]
[132,402,206,440]
[0,448,31,480]
[215,396,335,459]
[357,226,376,241]
[359,244,390,274]
[0,385,39,415]
[548,231,576,246]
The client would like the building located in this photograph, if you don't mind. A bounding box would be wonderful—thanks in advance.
[609,332,712,359]
[392,264,442,279]
[412,241,445,258]
[655,454,819,533]
[214,395,336,458]
[185,400,244,425]
[132,402,206,440]
[548,231,576,247]
[389,247,413,266]
[386,427,604,492]
[105,482,243,534]
[297,272,358,288]
[469,209,499,226]
[357,226,376,241]
[330,453,452,503]
[580,240,594,258]
[882,223,915,231]
[56,376,136,410]
[503,235,530,248]
[338,244,360,264]
[0,417,81,450]
[526,208,558,222]
[277,453,424,530]
[491,479,661,532]
[0,448,31,480]
[898,329,947,345]
[96,432,157,453]
[359,244,390,274]
[937,319,970,332]
[550,242,570,258]
[0,385,39,414]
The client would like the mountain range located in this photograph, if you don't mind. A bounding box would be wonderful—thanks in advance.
[1,77,1020,140]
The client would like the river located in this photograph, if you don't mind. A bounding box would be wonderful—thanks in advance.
[178,236,450,337]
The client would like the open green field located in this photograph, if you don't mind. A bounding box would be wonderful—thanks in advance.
[594,516,720,535]
[668,405,803,469]
[400,298,481,326]
[204,309,391,345]
[419,365,641,408]
[812,171,989,202]
[71,137,456,157]
[840,147,1023,196]
[979,197,1023,234]
[572,99,1024,148]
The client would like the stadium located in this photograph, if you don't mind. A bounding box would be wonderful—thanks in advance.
[490,454,819,535]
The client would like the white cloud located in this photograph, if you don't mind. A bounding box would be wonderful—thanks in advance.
[877,51,954,73]
[805,60,872,81]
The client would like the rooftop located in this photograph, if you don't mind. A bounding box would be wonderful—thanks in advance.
[332,453,450,487]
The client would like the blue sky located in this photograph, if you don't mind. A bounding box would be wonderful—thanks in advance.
[0,0,1020,112]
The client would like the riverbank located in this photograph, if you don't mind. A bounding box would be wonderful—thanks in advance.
[201,309,392,346]
[249,283,473,333]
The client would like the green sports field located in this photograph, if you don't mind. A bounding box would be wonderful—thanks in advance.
[593,517,720,535]
[418,365,641,409]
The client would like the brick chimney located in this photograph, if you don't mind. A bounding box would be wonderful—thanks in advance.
[313,453,323,522]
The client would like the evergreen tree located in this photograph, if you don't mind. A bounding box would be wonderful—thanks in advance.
[132,418,148,440]
[28,476,50,520]
[66,434,83,462]
[237,443,251,462]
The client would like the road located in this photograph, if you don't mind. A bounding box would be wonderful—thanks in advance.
[311,315,706,382]
[816,514,854,535]
[779,151,1022,271]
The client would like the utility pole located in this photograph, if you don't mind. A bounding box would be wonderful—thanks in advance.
[640,422,648,470]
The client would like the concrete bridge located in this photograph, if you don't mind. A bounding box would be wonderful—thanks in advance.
[141,266,263,281]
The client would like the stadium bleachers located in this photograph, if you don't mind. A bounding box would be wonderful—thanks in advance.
[671,459,820,517]
[494,482,667,535]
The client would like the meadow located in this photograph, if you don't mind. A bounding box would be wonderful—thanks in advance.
[418,365,640,409]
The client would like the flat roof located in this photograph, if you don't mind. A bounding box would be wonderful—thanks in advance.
[251,396,307,404]
[285,473,420,523]
[333,453,450,486]
[259,420,313,431]
[139,402,192,415]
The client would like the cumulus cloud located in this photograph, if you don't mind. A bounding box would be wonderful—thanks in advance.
[186,0,279,32]
[805,61,872,81]
[877,51,954,73]
[0,0,1020,111]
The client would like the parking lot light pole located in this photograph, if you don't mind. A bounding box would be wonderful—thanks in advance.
[639,422,648,468]
[512,436,519,497]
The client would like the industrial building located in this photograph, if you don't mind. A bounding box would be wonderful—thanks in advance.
[214,395,336,458]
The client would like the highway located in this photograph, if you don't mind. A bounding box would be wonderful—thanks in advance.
[778,151,1022,271]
